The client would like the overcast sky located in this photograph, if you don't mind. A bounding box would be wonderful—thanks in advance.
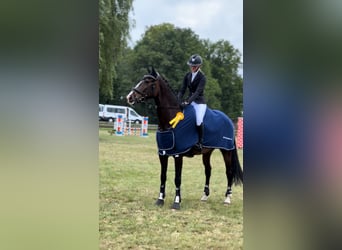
[128,0,243,56]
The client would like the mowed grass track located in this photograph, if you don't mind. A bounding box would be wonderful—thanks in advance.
[99,129,243,250]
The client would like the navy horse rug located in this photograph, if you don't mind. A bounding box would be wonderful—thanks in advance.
[156,105,235,156]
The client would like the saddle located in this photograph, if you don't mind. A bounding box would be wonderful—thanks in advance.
[156,105,235,156]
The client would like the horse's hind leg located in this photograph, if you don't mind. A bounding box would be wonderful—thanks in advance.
[155,155,168,206]
[221,149,233,204]
[201,150,213,201]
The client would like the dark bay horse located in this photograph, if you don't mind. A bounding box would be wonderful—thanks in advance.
[126,68,243,210]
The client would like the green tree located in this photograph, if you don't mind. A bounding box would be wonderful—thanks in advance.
[112,47,136,104]
[133,23,205,87]
[205,40,243,120]
[99,0,134,103]
[114,23,243,123]
[123,23,222,122]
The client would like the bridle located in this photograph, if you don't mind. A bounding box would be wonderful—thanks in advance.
[132,74,158,101]
[131,73,182,110]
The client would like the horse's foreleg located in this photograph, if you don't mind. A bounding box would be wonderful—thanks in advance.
[172,155,183,210]
[155,155,168,206]
[221,149,233,204]
[201,151,213,201]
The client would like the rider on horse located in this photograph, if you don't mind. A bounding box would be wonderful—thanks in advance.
[178,54,207,151]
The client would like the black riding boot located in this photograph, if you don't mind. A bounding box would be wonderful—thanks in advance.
[194,123,204,151]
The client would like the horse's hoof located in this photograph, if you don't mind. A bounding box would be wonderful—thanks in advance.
[171,202,180,210]
[224,195,231,205]
[200,194,209,201]
[155,199,164,206]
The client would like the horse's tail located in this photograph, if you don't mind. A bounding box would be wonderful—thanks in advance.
[232,140,243,185]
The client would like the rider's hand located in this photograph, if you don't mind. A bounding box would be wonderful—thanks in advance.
[181,101,189,108]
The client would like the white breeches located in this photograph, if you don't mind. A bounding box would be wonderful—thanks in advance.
[191,102,207,125]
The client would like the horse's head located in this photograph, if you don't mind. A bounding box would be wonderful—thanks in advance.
[127,67,160,105]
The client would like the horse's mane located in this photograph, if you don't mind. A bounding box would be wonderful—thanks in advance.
[146,67,179,102]
[158,74,179,100]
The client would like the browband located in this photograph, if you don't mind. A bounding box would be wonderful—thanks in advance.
[143,74,158,80]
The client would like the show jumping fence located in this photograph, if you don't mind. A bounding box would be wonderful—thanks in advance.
[107,115,149,137]
[236,117,243,149]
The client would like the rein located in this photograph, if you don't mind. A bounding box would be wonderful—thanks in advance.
[157,105,181,110]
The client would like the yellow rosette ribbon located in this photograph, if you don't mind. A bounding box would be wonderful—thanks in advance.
[169,112,184,128]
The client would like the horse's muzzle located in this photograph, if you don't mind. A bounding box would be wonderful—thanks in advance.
[126,91,135,105]
[127,91,145,105]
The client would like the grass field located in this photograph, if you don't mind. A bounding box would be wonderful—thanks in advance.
[99,129,243,249]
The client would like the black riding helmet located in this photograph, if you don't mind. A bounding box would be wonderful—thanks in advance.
[187,54,203,66]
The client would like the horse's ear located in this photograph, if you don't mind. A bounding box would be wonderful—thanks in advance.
[146,67,151,74]
[151,66,157,77]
